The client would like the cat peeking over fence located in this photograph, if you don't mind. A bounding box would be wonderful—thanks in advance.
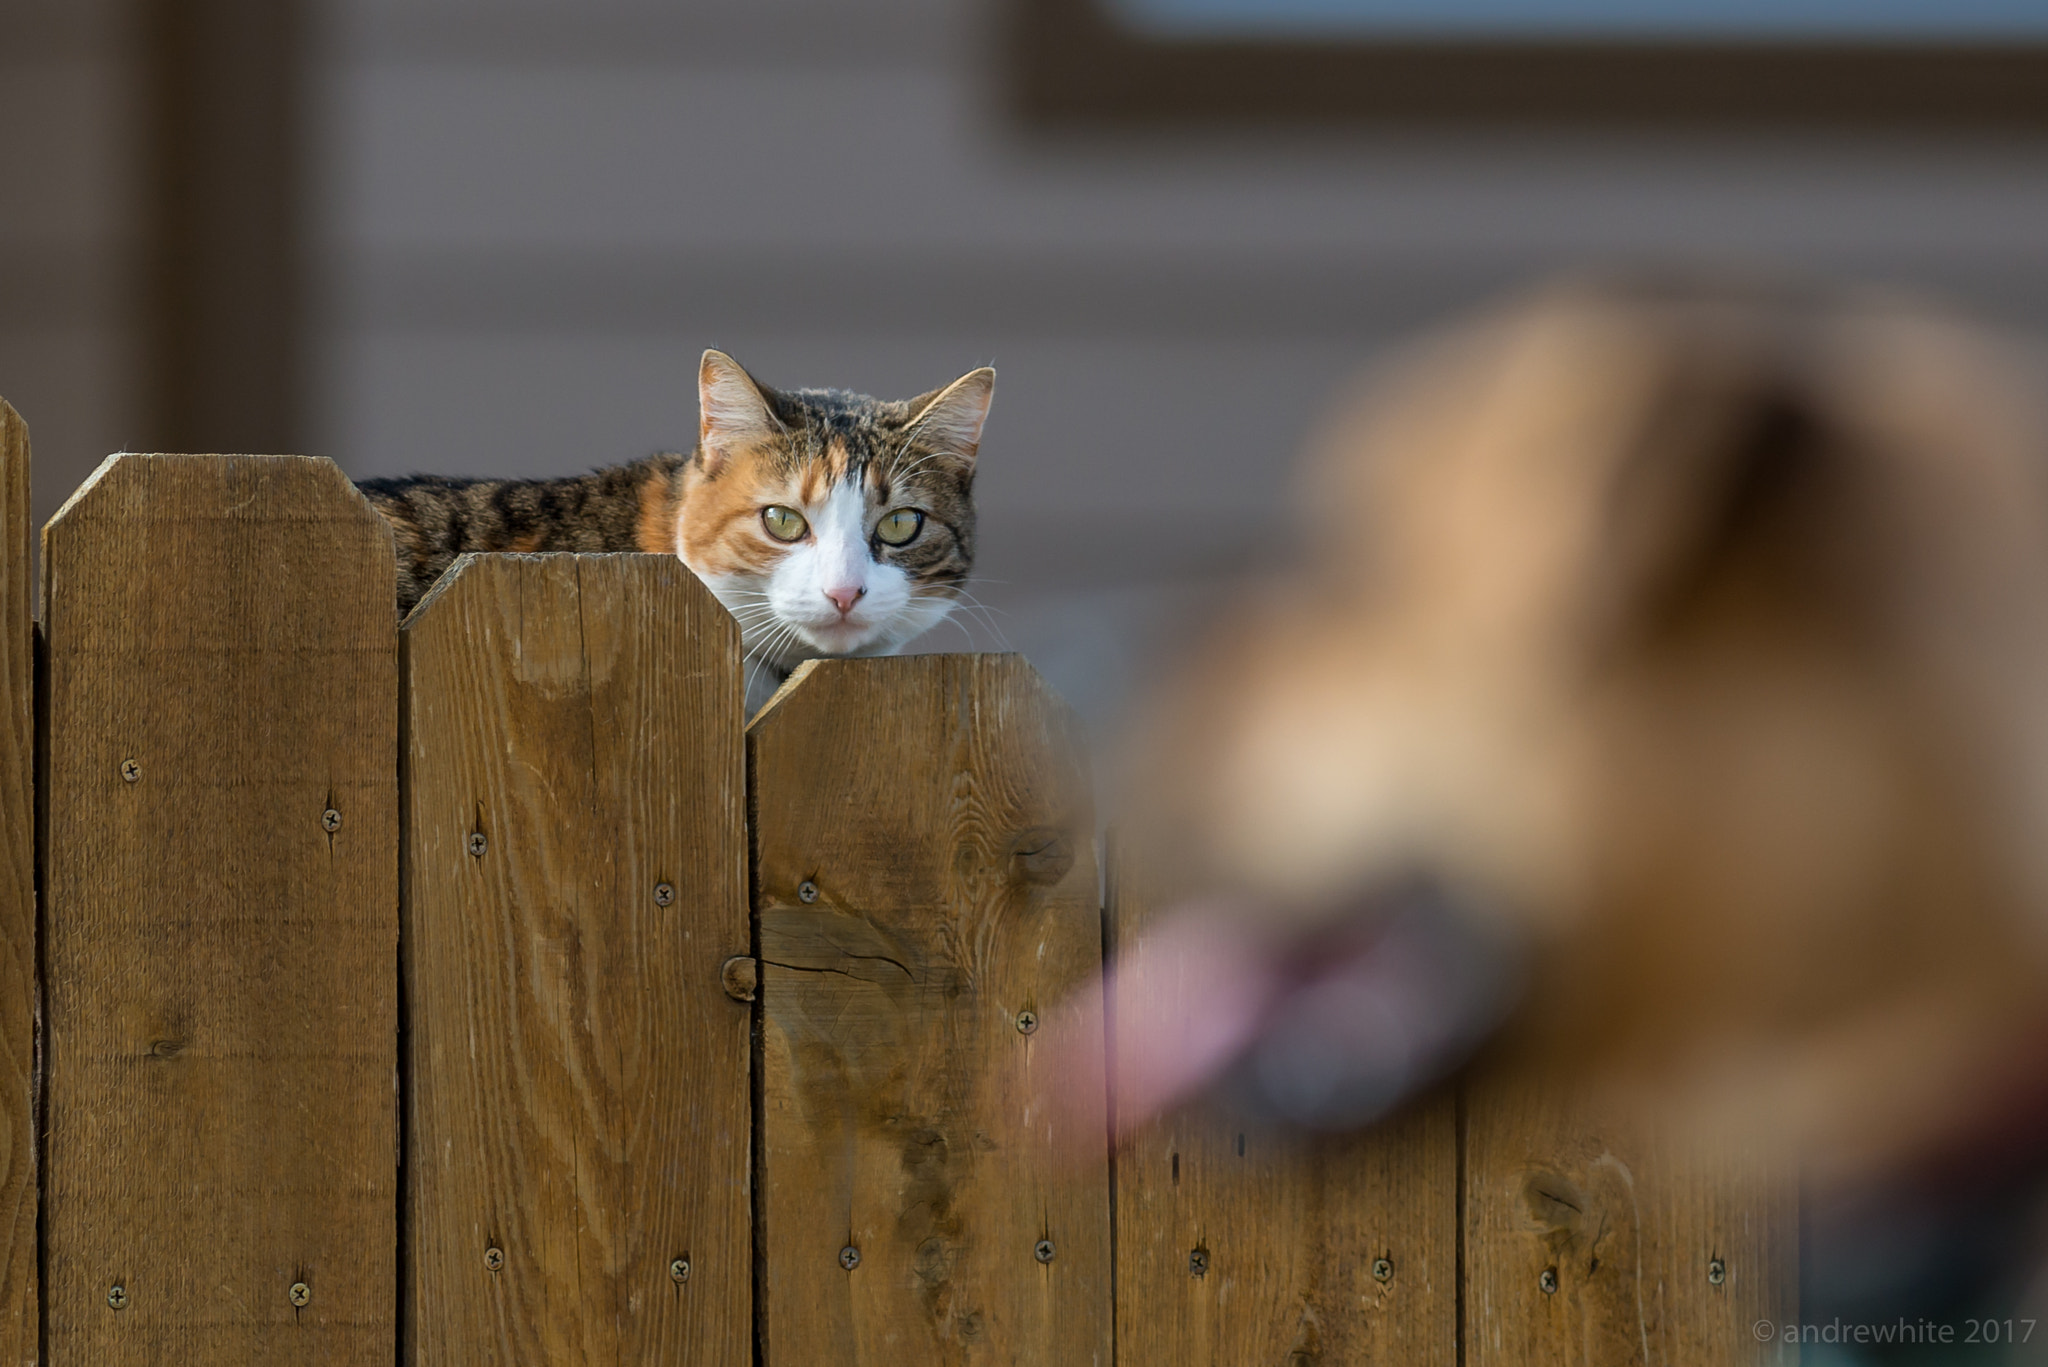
[358,351,994,711]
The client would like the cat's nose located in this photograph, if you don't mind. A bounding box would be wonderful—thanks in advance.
[824,585,866,615]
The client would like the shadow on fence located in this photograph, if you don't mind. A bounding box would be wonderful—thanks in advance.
[0,433,1795,1363]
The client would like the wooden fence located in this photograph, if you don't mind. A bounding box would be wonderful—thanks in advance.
[0,431,1795,1363]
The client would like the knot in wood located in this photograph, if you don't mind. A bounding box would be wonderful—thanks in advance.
[1009,828,1074,886]
[721,956,759,1003]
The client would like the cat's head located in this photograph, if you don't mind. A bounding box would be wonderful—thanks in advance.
[673,350,992,671]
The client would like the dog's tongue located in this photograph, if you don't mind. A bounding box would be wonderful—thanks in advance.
[1099,889,1523,1135]
[1100,909,1293,1131]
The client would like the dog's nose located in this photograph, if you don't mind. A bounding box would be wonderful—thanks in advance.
[824,585,866,615]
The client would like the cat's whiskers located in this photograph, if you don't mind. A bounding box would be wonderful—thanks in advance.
[886,451,948,488]
[941,586,1014,652]
[741,618,806,700]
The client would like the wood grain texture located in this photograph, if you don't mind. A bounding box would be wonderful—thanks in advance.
[0,400,35,1361]
[1463,1075,1797,1367]
[39,454,398,1364]
[1105,837,1458,1367]
[401,553,750,1365]
[750,654,1110,1367]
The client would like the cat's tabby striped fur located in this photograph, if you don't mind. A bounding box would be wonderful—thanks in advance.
[360,351,993,707]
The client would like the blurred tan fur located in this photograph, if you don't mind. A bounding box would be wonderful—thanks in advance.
[1141,276,2048,1181]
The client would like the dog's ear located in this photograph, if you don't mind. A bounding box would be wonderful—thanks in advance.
[1592,346,1842,649]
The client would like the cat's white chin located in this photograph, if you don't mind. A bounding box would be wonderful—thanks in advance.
[773,597,958,664]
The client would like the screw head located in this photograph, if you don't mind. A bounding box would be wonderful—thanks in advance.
[1539,1267,1559,1295]
[1707,1258,1726,1286]
[670,1257,690,1283]
[1188,1247,1210,1277]
[839,1245,861,1271]
[1372,1257,1394,1283]
[322,808,342,833]
[654,882,675,907]
[120,759,140,783]
[468,832,488,858]
[289,1281,310,1307]
[484,1246,505,1272]
[798,881,819,904]
[1015,1010,1039,1035]
[107,1284,127,1310]
[1034,1239,1056,1264]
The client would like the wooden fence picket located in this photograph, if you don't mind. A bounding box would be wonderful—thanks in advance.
[749,654,1111,1367]
[400,553,751,1365]
[39,454,399,1364]
[0,401,34,1361]
[1104,840,1459,1367]
[1461,1077,1798,1366]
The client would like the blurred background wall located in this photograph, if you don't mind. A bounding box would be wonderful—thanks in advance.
[6,0,2048,723]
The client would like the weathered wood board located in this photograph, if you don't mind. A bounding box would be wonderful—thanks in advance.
[40,454,399,1364]
[1105,838,1459,1367]
[401,553,751,1365]
[751,654,1111,1367]
[1463,1074,1797,1366]
[0,400,35,1360]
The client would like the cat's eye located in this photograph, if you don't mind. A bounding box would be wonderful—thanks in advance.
[875,508,924,546]
[761,506,808,542]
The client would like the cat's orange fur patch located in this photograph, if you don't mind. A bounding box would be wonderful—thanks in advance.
[679,450,783,578]
[635,467,679,555]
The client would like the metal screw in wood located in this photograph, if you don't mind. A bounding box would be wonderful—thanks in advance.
[839,1245,861,1271]
[670,1257,690,1284]
[1372,1257,1394,1283]
[1034,1239,1055,1264]
[120,759,140,783]
[289,1282,310,1307]
[1539,1267,1559,1295]
[468,832,488,858]
[1188,1248,1209,1277]
[654,882,675,906]
[1015,1010,1038,1035]
[484,1246,505,1272]
[107,1284,127,1310]
[799,881,819,904]
[322,808,342,832]
[1708,1258,1726,1286]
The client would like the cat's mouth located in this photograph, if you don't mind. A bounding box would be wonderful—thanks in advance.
[799,618,879,654]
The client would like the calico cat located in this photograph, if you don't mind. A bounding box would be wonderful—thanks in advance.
[360,350,993,710]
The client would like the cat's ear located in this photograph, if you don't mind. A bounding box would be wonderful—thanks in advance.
[905,367,996,465]
[698,350,783,475]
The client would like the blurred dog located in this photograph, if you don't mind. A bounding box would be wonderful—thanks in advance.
[1105,277,2048,1317]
